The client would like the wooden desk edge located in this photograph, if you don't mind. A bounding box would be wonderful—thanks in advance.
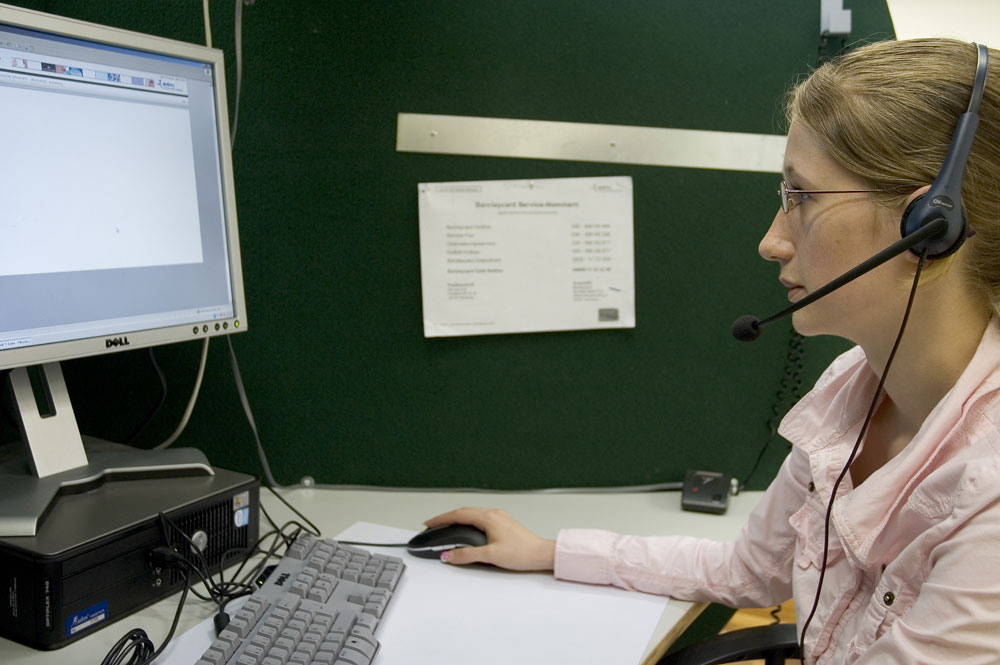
[640,601,709,665]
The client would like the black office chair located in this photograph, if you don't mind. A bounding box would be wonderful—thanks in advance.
[656,623,801,665]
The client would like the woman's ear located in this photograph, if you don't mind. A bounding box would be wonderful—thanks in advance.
[902,184,933,210]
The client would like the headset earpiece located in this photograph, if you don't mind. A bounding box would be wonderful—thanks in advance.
[898,192,967,259]
[899,42,988,259]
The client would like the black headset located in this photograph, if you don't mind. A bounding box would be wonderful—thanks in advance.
[899,42,989,259]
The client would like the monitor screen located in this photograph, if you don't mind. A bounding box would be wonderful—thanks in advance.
[0,8,245,367]
[0,5,247,537]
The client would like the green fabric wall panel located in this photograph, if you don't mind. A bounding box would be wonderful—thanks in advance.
[0,1,894,489]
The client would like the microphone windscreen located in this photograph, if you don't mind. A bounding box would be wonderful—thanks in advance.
[731,314,762,342]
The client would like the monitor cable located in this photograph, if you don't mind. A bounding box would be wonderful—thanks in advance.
[153,0,247,452]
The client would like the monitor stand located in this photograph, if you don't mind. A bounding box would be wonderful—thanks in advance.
[0,362,214,537]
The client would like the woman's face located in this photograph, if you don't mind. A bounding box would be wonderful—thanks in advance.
[758,121,913,345]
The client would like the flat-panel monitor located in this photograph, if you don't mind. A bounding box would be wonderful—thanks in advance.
[0,4,247,536]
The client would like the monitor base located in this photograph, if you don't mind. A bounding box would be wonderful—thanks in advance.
[0,438,214,537]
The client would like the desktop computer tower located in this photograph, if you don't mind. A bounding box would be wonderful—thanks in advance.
[0,467,260,650]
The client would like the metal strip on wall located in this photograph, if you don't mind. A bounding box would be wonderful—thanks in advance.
[397,113,786,173]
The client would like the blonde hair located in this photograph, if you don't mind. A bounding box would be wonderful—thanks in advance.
[787,38,1000,318]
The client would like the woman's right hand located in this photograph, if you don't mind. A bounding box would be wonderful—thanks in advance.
[422,507,557,571]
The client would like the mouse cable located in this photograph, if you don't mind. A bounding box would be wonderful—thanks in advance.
[261,484,407,549]
[796,249,927,664]
[337,540,409,548]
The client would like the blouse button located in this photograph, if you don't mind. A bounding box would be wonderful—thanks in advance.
[808,481,816,493]
[883,591,895,606]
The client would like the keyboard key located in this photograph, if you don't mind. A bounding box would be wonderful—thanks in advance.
[348,626,377,650]
[335,648,372,665]
[286,535,314,560]
[199,647,227,665]
[227,617,252,639]
[355,614,378,632]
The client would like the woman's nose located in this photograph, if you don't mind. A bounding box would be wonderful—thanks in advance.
[758,209,794,264]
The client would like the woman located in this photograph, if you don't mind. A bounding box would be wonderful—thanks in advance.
[425,39,1000,664]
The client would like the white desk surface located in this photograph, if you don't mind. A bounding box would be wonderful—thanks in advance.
[0,487,762,665]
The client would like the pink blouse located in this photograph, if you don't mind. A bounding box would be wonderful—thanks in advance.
[555,319,1000,664]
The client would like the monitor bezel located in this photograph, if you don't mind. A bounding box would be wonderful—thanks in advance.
[0,2,248,371]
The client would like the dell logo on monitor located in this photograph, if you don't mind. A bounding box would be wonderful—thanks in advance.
[105,336,130,348]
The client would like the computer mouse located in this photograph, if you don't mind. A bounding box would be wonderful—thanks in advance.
[406,524,488,559]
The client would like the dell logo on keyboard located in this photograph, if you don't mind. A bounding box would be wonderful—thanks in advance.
[273,572,290,587]
[105,336,130,348]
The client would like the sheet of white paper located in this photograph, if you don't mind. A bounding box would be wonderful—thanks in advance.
[163,521,667,665]
[887,0,1000,46]
[336,522,666,665]
[418,176,635,337]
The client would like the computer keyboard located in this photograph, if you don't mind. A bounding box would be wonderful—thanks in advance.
[195,532,405,665]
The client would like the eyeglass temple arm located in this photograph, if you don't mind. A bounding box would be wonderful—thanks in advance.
[789,189,883,195]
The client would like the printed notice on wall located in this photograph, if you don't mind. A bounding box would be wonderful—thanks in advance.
[418,176,635,337]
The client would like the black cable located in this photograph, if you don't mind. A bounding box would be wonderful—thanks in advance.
[156,513,265,615]
[337,540,409,548]
[142,571,191,664]
[257,490,405,547]
[259,501,283,536]
[102,628,155,665]
[263,482,322,536]
[126,349,168,444]
[137,514,319,656]
[101,563,191,665]
[227,525,300,595]
[797,250,927,663]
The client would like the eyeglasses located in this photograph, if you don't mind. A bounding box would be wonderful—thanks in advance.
[778,180,886,214]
